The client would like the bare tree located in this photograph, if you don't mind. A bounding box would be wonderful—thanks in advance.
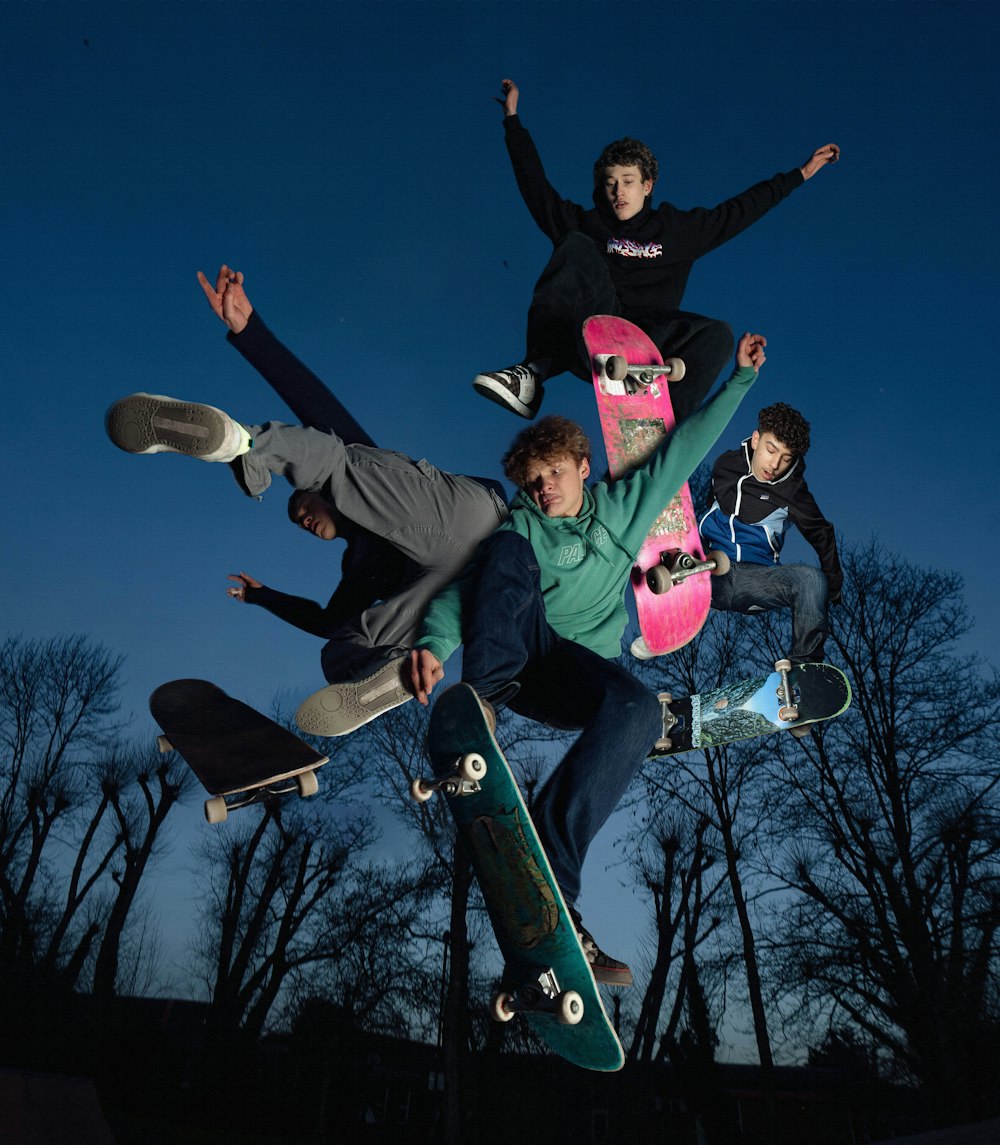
[0,634,125,975]
[763,539,1000,1123]
[631,610,782,1075]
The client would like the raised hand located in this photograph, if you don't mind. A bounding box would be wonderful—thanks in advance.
[197,264,254,334]
[227,571,263,601]
[800,143,840,181]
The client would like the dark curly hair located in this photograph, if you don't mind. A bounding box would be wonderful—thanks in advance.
[757,402,811,456]
[593,137,659,186]
[502,416,592,488]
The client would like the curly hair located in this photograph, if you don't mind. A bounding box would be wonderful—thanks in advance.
[757,402,811,456]
[502,415,592,488]
[593,137,659,186]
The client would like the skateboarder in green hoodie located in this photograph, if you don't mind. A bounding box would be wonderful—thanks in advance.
[406,331,766,985]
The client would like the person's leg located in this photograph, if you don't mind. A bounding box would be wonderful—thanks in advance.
[525,233,621,380]
[714,562,830,663]
[637,310,734,422]
[459,532,661,904]
[473,234,619,417]
[238,425,508,566]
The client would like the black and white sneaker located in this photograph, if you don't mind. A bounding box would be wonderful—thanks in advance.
[472,362,546,419]
[295,656,412,737]
[569,908,633,987]
[105,393,251,462]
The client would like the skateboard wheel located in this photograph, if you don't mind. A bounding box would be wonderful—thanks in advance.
[490,991,516,1023]
[410,777,434,804]
[297,770,319,798]
[555,990,584,1026]
[605,354,629,382]
[457,753,487,782]
[707,550,730,576]
[204,796,228,825]
[646,565,673,595]
[663,356,685,381]
[778,705,799,723]
[774,659,792,673]
[156,735,173,753]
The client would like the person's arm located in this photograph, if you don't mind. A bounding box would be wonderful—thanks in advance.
[498,79,584,242]
[228,540,409,638]
[638,334,764,509]
[790,490,843,602]
[675,144,839,259]
[197,265,376,445]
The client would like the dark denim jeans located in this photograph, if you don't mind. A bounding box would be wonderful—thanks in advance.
[711,561,830,663]
[461,531,661,906]
[526,232,734,421]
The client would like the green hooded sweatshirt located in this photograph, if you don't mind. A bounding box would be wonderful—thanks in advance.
[416,364,757,663]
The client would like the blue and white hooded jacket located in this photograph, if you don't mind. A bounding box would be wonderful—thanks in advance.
[698,437,843,600]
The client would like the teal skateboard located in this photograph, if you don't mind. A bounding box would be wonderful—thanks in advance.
[652,661,851,756]
[417,683,624,1073]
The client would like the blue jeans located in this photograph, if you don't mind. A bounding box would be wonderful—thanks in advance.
[526,233,734,422]
[711,561,830,664]
[461,532,662,906]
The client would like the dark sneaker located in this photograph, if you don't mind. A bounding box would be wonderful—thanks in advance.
[472,363,545,419]
[105,393,251,462]
[295,656,411,736]
[570,909,633,987]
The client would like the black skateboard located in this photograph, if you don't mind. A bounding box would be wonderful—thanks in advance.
[150,679,328,823]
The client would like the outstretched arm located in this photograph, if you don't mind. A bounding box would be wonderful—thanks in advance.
[197,265,253,334]
[496,77,519,116]
[800,143,840,181]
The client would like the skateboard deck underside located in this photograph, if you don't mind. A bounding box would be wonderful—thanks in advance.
[427,684,623,1072]
[150,679,327,796]
[656,663,852,756]
[585,316,710,654]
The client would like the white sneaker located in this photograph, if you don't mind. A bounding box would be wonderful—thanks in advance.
[630,636,658,660]
[105,394,251,462]
[295,656,411,737]
[472,362,545,419]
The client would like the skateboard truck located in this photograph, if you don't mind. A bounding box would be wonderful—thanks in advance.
[774,660,800,722]
[655,692,677,752]
[155,734,321,824]
[491,967,584,1026]
[644,548,731,595]
[410,752,487,803]
[597,353,686,399]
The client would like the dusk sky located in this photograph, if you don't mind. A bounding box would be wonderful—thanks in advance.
[4,2,998,1051]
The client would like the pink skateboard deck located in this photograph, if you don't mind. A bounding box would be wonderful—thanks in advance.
[584,315,712,656]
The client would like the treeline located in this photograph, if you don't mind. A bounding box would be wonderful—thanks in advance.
[1,536,998,1142]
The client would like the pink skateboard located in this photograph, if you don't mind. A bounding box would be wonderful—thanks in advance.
[583,315,727,657]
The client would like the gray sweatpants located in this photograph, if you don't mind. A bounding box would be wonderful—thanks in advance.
[238,422,508,682]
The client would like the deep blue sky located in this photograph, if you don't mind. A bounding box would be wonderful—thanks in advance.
[4,2,998,1043]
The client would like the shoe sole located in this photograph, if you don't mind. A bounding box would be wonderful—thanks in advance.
[592,965,634,987]
[105,394,233,459]
[295,657,412,736]
[472,375,537,420]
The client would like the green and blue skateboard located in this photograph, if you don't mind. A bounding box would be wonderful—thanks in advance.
[652,661,852,756]
[417,683,624,1073]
